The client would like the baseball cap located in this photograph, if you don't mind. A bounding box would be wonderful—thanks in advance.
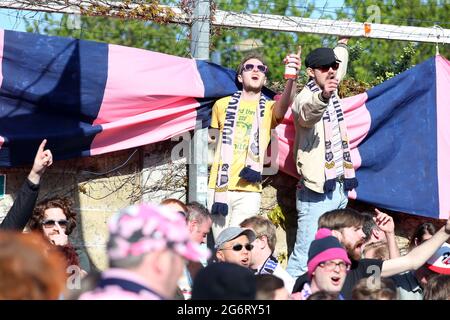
[305,47,342,69]
[426,242,450,275]
[214,227,256,249]
[107,203,210,262]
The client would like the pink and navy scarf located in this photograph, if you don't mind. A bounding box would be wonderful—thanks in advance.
[211,91,266,216]
[306,79,358,192]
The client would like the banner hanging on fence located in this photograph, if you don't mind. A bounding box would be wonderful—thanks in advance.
[0,29,449,220]
[0,29,238,166]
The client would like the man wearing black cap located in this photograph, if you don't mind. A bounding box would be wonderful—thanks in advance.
[287,37,358,279]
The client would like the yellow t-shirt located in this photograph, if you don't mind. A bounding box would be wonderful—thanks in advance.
[208,96,278,192]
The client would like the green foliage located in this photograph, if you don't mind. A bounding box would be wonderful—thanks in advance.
[372,43,416,84]
[267,204,286,230]
[210,0,333,82]
[338,0,449,82]
[347,40,364,78]
[277,251,287,265]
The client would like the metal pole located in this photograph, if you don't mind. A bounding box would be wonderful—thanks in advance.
[188,0,210,206]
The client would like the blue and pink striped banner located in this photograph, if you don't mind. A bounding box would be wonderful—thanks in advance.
[1,29,449,219]
[0,29,237,166]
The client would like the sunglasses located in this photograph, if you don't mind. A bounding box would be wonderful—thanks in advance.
[243,63,268,74]
[41,219,69,229]
[221,243,254,251]
[316,62,339,72]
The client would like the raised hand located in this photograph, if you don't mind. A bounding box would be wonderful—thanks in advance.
[322,77,339,100]
[337,36,350,45]
[374,208,395,235]
[283,46,302,79]
[28,139,53,184]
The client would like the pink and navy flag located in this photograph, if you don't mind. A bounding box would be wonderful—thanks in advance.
[276,55,450,220]
[0,29,238,166]
[1,29,449,220]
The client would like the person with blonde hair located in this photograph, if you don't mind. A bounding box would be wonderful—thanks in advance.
[208,51,301,238]
[240,215,294,293]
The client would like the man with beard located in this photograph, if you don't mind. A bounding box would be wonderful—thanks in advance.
[287,37,358,278]
[292,208,450,299]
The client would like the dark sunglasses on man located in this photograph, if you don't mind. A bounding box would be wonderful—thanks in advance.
[243,63,268,74]
[316,62,339,72]
[220,243,254,251]
[41,219,69,229]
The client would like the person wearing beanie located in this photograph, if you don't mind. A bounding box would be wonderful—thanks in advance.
[292,208,450,300]
[78,203,209,300]
[291,228,350,300]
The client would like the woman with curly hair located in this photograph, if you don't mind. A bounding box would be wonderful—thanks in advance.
[28,197,88,276]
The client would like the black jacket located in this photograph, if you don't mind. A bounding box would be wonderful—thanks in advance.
[0,178,39,230]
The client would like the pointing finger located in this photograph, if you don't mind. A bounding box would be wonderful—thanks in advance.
[38,139,47,153]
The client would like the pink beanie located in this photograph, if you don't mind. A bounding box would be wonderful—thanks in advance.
[307,228,351,278]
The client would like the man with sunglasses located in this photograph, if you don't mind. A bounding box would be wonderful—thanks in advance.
[208,52,301,240]
[215,226,256,268]
[287,37,356,278]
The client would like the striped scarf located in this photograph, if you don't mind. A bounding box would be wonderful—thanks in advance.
[211,91,266,216]
[256,255,279,275]
[306,79,358,192]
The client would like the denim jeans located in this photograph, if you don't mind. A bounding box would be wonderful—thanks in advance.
[286,182,348,279]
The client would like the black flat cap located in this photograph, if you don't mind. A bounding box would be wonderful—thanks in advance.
[305,47,342,68]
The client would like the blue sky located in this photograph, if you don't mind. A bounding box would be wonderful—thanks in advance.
[0,8,38,32]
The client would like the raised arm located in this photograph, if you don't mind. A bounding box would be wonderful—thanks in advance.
[27,139,53,184]
[334,37,349,84]
[374,208,400,259]
[381,217,450,277]
[273,48,302,122]
[0,139,53,230]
